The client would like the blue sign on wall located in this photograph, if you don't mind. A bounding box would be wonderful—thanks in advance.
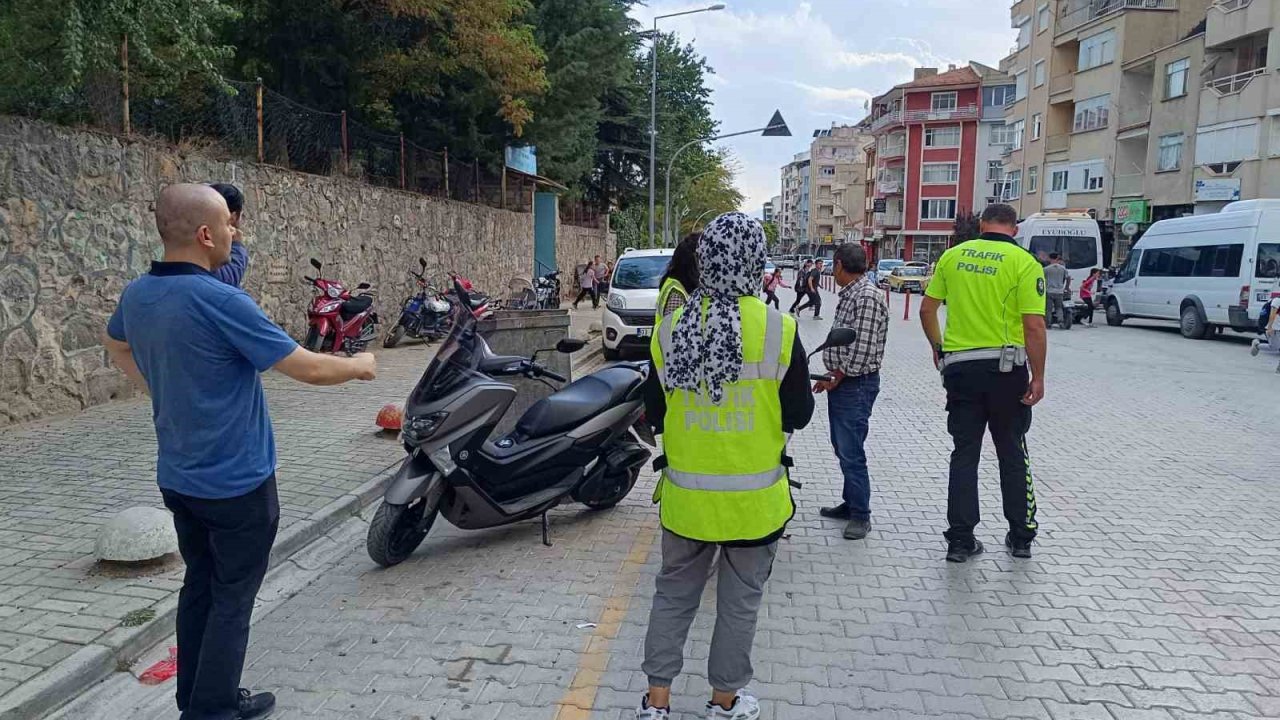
[505,146,538,175]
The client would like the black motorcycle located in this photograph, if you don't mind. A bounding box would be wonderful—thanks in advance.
[384,258,453,348]
[366,281,653,567]
[534,270,562,309]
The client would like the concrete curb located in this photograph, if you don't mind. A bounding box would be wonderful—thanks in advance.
[0,462,401,720]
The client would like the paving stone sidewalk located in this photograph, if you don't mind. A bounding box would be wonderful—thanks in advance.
[0,308,601,718]
[46,290,1280,719]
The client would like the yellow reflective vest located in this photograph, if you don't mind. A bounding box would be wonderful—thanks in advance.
[655,277,688,325]
[650,296,797,543]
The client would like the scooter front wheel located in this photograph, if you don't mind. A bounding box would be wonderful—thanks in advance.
[367,497,438,568]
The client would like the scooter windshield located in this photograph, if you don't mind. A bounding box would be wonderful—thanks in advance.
[408,285,480,406]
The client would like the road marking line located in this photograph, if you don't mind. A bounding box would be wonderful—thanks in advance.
[554,522,657,719]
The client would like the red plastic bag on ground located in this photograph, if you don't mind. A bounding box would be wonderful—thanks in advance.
[138,647,178,685]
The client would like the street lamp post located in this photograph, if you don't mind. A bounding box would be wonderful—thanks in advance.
[664,110,791,246]
[649,4,726,248]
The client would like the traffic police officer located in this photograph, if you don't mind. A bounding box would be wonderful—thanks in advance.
[635,212,814,720]
[919,203,1048,563]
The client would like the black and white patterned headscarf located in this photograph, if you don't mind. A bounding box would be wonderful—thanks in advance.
[665,212,767,403]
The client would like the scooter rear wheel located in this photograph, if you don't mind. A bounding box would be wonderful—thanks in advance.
[367,497,438,568]
[580,467,640,511]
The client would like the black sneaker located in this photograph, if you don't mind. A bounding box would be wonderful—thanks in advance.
[843,518,871,540]
[236,689,276,720]
[1005,533,1033,559]
[945,539,984,563]
[819,502,850,519]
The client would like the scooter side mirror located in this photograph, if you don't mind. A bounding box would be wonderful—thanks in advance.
[357,282,371,290]
[555,338,587,354]
[419,257,427,269]
[808,327,857,359]
[310,258,322,271]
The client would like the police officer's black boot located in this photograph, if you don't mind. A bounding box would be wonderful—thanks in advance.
[1005,532,1032,559]
[945,538,984,563]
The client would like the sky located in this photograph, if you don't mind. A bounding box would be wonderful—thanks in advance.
[629,0,1017,217]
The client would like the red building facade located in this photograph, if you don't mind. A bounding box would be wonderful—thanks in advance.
[869,66,982,262]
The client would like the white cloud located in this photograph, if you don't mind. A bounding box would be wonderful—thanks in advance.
[787,82,873,105]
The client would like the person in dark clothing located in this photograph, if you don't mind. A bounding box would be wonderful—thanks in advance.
[919,203,1047,563]
[573,260,598,309]
[209,183,249,288]
[788,260,814,313]
[793,259,825,319]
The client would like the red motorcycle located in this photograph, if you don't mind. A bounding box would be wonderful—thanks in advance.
[445,271,496,320]
[302,258,379,355]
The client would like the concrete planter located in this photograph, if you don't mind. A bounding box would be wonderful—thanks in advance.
[477,309,573,436]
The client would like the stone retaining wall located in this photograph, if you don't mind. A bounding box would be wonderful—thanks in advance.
[0,116,612,426]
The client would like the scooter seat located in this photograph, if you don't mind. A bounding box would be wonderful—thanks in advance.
[340,294,373,320]
[515,366,643,438]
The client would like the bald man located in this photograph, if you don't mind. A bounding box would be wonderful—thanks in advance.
[105,184,376,720]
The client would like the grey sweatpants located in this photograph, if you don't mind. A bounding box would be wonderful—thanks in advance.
[1046,293,1067,326]
[642,530,778,692]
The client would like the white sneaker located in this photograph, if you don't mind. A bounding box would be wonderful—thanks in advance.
[706,690,760,720]
[636,694,670,719]
[1252,339,1262,357]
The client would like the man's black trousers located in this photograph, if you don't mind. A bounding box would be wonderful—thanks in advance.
[941,361,1038,545]
[161,476,280,720]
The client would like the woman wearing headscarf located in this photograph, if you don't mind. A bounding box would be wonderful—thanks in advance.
[655,233,701,322]
[636,212,815,720]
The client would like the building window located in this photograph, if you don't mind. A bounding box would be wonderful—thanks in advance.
[821,165,836,176]
[1078,29,1116,72]
[1014,71,1028,101]
[931,92,958,111]
[1032,113,1043,140]
[1271,116,1280,157]
[1028,166,1039,193]
[1012,119,1026,150]
[1165,58,1189,99]
[924,125,961,147]
[1004,170,1023,200]
[921,198,957,220]
[1050,168,1069,192]
[1034,60,1047,88]
[991,122,1018,145]
[987,160,1004,181]
[1158,133,1184,172]
[1196,120,1260,164]
[986,85,1014,107]
[1073,94,1111,133]
[922,163,961,184]
[1037,3,1051,32]
[1068,160,1105,193]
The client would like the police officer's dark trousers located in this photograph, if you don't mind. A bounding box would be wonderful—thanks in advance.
[941,360,1038,545]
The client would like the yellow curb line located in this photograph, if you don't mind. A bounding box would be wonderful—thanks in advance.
[554,524,658,719]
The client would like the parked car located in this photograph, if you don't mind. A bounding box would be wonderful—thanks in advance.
[601,248,674,360]
[886,265,931,294]
[872,259,906,288]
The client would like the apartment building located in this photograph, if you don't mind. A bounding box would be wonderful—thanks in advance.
[999,0,1211,262]
[780,152,810,248]
[762,198,775,224]
[809,125,874,245]
[867,65,988,262]
[1195,0,1280,213]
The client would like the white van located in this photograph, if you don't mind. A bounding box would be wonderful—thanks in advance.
[1106,199,1280,339]
[601,248,674,360]
[1014,211,1104,300]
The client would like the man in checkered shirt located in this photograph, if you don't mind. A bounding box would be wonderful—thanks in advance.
[814,243,889,540]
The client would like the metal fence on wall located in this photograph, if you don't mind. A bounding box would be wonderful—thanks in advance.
[21,70,606,228]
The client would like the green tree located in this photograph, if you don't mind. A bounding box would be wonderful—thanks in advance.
[523,0,638,192]
[0,0,238,120]
[761,221,779,247]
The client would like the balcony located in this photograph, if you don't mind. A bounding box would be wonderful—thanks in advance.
[878,178,904,195]
[878,211,904,228]
[1208,0,1269,48]
[879,143,906,159]
[1206,67,1267,96]
[870,111,903,132]
[1049,74,1074,99]
[1118,104,1151,130]
[1046,133,1070,154]
[1113,173,1144,197]
[905,105,981,123]
[982,103,1008,121]
[1057,0,1178,35]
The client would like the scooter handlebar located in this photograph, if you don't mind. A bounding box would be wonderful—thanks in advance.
[538,367,568,383]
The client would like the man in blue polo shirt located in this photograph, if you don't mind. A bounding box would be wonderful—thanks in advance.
[105,184,377,720]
